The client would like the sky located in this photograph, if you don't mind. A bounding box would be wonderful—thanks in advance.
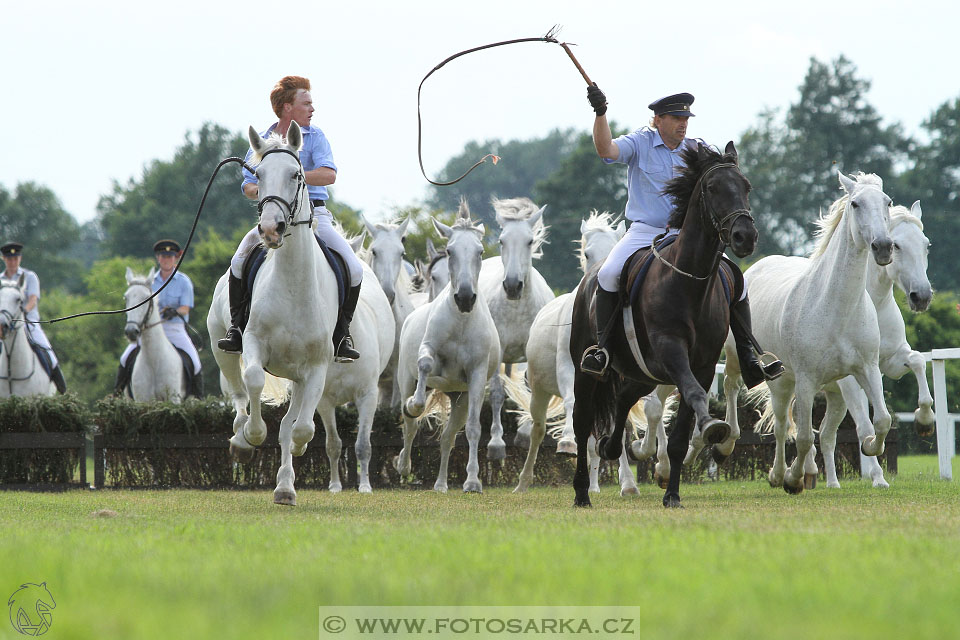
[2,0,956,227]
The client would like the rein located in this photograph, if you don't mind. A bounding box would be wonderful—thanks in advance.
[418,25,594,186]
[651,162,753,281]
[253,147,312,237]
[0,296,38,384]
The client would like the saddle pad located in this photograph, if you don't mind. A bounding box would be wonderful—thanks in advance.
[623,235,734,306]
[123,345,198,397]
[242,235,347,308]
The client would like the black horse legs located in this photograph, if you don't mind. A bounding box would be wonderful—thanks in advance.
[572,373,597,508]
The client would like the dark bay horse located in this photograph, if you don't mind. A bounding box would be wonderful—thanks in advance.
[569,142,758,508]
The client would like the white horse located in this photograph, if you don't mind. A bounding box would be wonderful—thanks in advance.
[394,202,501,492]
[480,197,555,461]
[122,268,186,402]
[361,215,415,409]
[509,212,639,494]
[819,201,933,488]
[0,278,56,397]
[207,123,338,506]
[724,171,894,494]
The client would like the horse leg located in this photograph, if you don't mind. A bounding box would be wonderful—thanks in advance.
[572,372,597,507]
[463,369,489,492]
[633,389,662,461]
[663,399,695,508]
[837,376,889,488]
[354,387,379,493]
[486,368,507,461]
[819,384,850,489]
[617,430,639,496]
[230,341,267,463]
[904,348,935,436]
[714,356,743,464]
[404,345,435,418]
[434,392,465,493]
[783,378,817,495]
[276,369,328,506]
[395,362,422,478]
[555,354,578,456]
[852,366,892,457]
[315,399,342,493]
[765,377,793,488]
[514,385,549,493]
[587,434,601,493]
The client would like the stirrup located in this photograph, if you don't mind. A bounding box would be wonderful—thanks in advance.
[759,351,785,380]
[217,327,242,353]
[334,335,359,363]
[580,345,609,376]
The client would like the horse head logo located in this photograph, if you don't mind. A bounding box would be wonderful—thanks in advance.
[7,582,56,636]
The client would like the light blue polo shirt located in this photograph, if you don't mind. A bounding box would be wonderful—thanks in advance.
[241,123,337,202]
[605,127,711,227]
[152,270,194,324]
[1,267,41,322]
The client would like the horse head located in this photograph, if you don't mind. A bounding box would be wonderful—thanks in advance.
[424,238,449,302]
[887,200,932,312]
[249,122,306,249]
[838,171,894,266]
[123,267,155,341]
[579,211,625,273]
[0,277,26,341]
[493,197,547,300]
[363,214,410,305]
[433,200,485,313]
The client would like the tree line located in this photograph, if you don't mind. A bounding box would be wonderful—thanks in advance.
[2,55,959,416]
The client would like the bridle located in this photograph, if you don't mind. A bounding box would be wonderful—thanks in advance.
[651,162,754,281]
[127,284,164,333]
[253,147,312,238]
[0,283,37,383]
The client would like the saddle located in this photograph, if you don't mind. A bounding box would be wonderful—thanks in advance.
[26,338,55,381]
[122,346,200,398]
[237,235,349,333]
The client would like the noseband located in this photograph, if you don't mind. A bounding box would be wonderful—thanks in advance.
[128,286,163,332]
[254,148,312,236]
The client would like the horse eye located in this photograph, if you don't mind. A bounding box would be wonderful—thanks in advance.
[402,252,407,260]
[893,243,900,251]
[527,239,533,247]
[372,250,377,257]
[851,201,859,208]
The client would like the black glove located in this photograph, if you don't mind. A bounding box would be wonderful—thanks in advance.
[160,307,180,320]
[587,83,607,117]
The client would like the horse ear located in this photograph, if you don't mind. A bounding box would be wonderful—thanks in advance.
[125,267,135,285]
[697,142,709,163]
[615,220,626,239]
[724,141,738,164]
[347,231,365,253]
[248,126,265,155]
[910,200,922,220]
[580,219,587,235]
[360,213,377,237]
[527,204,546,228]
[426,237,438,259]
[433,217,453,239]
[473,223,485,236]
[838,171,857,194]
[398,215,411,237]
[147,267,157,282]
[285,121,303,150]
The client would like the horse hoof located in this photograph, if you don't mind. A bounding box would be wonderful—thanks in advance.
[403,398,424,419]
[486,441,506,461]
[662,494,683,509]
[803,473,817,490]
[556,439,577,457]
[768,469,782,488]
[229,442,255,464]
[711,446,730,466]
[291,442,307,457]
[701,419,730,446]
[914,422,935,438]
[573,496,593,508]
[654,472,669,490]
[861,437,885,457]
[463,480,483,493]
[621,485,640,497]
[273,489,297,506]
[358,484,372,494]
[783,480,804,495]
[597,435,621,460]
[329,483,342,494]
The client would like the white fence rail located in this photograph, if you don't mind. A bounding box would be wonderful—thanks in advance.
[715,347,959,481]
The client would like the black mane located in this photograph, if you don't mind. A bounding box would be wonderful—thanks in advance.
[664,144,739,229]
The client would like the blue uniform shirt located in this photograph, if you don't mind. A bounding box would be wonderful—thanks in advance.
[605,127,711,227]
[152,270,194,324]
[241,123,337,202]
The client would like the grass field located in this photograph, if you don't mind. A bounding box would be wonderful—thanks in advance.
[2,455,959,640]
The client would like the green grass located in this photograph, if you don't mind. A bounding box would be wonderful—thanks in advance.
[2,455,959,640]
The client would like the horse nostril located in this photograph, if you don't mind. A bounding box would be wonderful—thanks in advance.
[276,221,286,236]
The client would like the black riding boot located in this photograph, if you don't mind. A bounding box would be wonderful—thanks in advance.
[333,283,362,363]
[188,371,204,399]
[50,366,67,394]
[217,274,245,353]
[580,288,620,377]
[113,364,130,397]
[731,296,784,388]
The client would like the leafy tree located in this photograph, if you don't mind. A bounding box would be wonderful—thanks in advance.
[898,95,960,291]
[738,56,912,255]
[425,128,579,229]
[532,126,629,291]
[0,182,83,292]
[96,123,252,258]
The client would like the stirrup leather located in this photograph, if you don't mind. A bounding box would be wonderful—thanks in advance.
[580,345,610,376]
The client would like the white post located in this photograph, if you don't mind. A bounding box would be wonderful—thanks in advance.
[931,351,954,480]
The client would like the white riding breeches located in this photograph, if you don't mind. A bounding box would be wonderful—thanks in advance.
[120,321,201,374]
[25,323,58,368]
[230,206,363,287]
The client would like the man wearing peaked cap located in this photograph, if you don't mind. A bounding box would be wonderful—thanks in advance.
[578,83,783,387]
[0,242,67,393]
[116,238,203,398]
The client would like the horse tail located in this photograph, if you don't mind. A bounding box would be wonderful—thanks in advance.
[747,383,797,439]
[499,369,566,438]
[585,373,622,441]
[418,390,450,434]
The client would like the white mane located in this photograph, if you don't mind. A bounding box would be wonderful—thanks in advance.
[810,172,884,259]
[889,204,923,232]
[577,209,619,272]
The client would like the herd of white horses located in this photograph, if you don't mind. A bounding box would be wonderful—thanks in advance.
[1,124,935,506]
